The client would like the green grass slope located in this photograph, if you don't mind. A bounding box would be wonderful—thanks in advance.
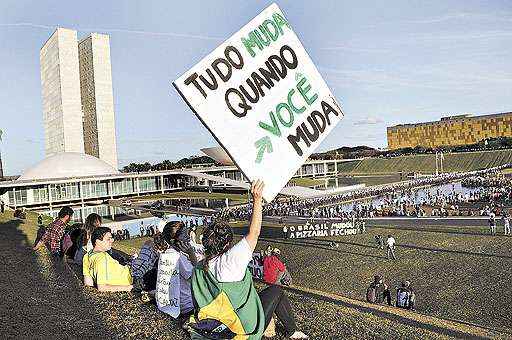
[337,149,512,174]
[256,223,512,333]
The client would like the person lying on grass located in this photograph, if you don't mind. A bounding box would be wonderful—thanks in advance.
[83,227,133,292]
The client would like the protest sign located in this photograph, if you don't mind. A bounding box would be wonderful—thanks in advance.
[174,3,344,202]
[155,251,181,318]
[284,221,364,239]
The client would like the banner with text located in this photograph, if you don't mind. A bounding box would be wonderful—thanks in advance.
[173,3,344,202]
[284,221,364,239]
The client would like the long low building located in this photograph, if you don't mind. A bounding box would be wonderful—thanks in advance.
[0,152,356,218]
[387,112,512,150]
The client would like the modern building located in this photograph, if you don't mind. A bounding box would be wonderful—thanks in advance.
[0,153,356,219]
[40,28,118,168]
[387,112,512,150]
[79,33,118,168]
[40,28,85,155]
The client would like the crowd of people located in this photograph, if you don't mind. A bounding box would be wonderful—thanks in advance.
[31,181,310,339]
[220,165,512,225]
[114,228,131,241]
[21,164,512,338]
[139,222,157,238]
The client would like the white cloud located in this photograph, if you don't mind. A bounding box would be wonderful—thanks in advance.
[353,116,384,125]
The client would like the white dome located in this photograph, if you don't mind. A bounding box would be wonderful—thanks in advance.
[201,146,234,166]
[18,152,119,181]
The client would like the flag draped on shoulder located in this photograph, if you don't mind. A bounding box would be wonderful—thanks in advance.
[190,264,264,340]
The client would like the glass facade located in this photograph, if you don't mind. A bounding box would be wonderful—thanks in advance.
[81,181,108,198]
[33,187,49,203]
[111,178,134,195]
[9,190,28,206]
[3,161,337,208]
[315,164,325,174]
[50,182,80,201]
[303,164,314,175]
[138,177,157,193]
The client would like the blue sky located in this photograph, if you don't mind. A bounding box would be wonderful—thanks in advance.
[1,0,511,175]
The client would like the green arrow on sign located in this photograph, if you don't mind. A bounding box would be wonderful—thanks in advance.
[255,136,273,164]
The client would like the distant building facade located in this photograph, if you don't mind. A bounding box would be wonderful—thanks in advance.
[78,33,118,168]
[40,28,118,168]
[40,28,85,155]
[387,112,512,150]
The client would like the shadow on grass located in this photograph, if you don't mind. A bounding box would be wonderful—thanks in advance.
[0,215,114,338]
[368,223,505,237]
[398,243,512,259]
[279,285,491,340]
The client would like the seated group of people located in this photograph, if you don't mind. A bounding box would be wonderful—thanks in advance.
[32,181,309,339]
[366,275,416,310]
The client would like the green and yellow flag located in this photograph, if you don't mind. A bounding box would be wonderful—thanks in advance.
[190,264,265,340]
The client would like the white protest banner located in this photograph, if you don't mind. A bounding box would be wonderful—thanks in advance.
[285,221,363,239]
[155,250,181,318]
[174,3,344,202]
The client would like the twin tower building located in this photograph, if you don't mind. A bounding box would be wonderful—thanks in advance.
[40,28,118,168]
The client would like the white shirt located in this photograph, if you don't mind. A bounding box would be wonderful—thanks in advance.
[386,237,396,248]
[208,238,252,282]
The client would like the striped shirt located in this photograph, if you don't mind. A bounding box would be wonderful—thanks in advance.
[130,242,158,279]
[41,219,66,254]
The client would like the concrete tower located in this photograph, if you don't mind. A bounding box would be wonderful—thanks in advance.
[40,28,85,155]
[78,33,118,169]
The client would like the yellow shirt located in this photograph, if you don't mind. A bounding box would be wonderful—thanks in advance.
[83,251,132,286]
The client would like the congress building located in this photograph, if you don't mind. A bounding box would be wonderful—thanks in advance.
[387,112,512,150]
[40,28,118,168]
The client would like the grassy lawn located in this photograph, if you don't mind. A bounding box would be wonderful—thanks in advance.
[256,224,512,332]
[336,149,512,175]
[4,210,507,338]
[133,190,249,204]
[288,177,326,187]
[115,236,152,255]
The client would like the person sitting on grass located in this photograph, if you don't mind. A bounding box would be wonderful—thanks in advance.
[188,180,309,339]
[83,227,133,292]
[130,236,160,292]
[154,221,203,321]
[366,275,392,306]
[33,206,74,256]
[396,280,416,310]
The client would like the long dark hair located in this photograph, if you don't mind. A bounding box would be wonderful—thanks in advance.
[154,221,187,252]
[85,213,102,234]
[84,213,102,246]
[202,221,233,271]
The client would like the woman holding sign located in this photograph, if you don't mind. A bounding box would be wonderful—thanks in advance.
[189,180,308,339]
